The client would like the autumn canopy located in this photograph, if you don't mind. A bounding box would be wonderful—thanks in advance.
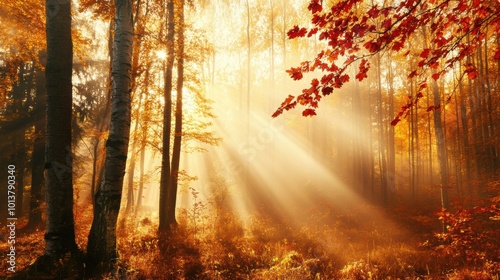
[273,0,500,122]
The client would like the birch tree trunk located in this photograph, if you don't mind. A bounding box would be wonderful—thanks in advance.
[87,0,133,270]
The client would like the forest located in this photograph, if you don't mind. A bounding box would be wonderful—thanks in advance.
[0,0,499,279]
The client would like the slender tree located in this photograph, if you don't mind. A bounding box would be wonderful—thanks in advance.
[91,20,114,205]
[124,0,145,213]
[135,61,152,215]
[87,0,134,270]
[26,51,47,230]
[166,0,185,227]
[12,63,27,217]
[159,0,175,232]
[387,60,396,198]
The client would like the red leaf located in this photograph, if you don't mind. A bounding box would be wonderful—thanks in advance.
[340,74,350,83]
[390,118,401,126]
[467,72,477,79]
[288,25,307,38]
[364,40,380,52]
[321,73,334,84]
[284,102,297,112]
[419,82,427,90]
[382,18,392,30]
[420,48,431,59]
[272,109,283,118]
[494,47,500,60]
[302,109,317,117]
[356,72,367,81]
[432,72,441,80]
[308,1,323,14]
[322,86,333,95]
[307,28,319,37]
[297,94,310,105]
[286,68,303,80]
[408,70,418,78]
[465,64,478,80]
[368,6,379,18]
[456,1,467,12]
[392,41,404,51]
[280,94,295,107]
[467,69,478,80]
[311,78,319,87]
[426,105,434,112]
[435,37,448,47]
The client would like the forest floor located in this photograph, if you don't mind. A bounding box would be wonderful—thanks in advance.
[1,185,499,279]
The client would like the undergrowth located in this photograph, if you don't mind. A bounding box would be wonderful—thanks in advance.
[1,184,499,279]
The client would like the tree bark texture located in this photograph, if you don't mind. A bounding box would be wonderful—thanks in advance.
[44,0,77,255]
[87,0,133,269]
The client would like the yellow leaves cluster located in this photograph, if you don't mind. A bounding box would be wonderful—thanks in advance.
[0,0,46,60]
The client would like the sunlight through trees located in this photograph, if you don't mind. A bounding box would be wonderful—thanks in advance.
[0,0,499,278]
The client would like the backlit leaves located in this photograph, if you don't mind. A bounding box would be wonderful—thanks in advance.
[308,1,322,14]
[286,68,303,81]
[273,0,500,119]
[302,109,317,117]
[288,25,307,39]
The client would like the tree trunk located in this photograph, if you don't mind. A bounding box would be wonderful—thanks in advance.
[458,62,472,195]
[125,91,143,212]
[135,63,151,216]
[159,0,175,232]
[387,61,395,197]
[427,85,433,186]
[409,78,416,199]
[135,136,146,215]
[352,74,364,194]
[12,112,26,217]
[44,0,77,255]
[376,54,388,206]
[125,154,136,212]
[91,20,114,206]
[432,78,449,212]
[14,64,26,217]
[482,36,496,175]
[124,0,145,214]
[87,0,134,270]
[26,51,46,229]
[166,0,185,227]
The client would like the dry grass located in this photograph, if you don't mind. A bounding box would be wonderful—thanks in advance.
[1,197,499,279]
[115,201,498,279]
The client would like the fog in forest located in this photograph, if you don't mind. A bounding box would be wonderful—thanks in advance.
[1,0,499,278]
